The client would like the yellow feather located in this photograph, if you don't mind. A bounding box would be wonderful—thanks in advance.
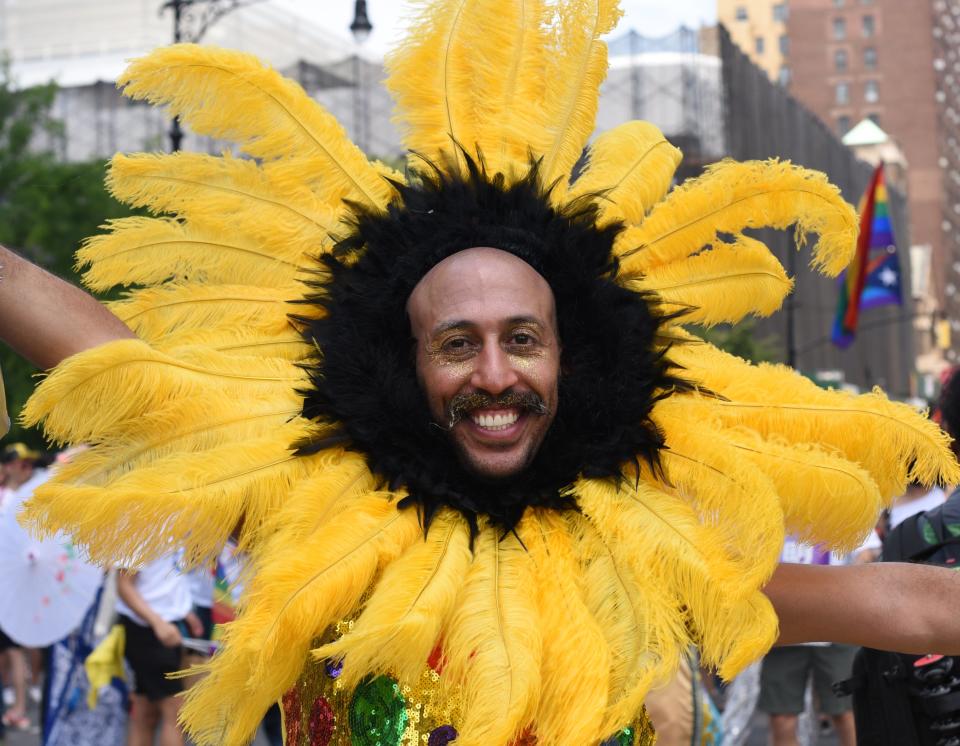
[470,0,554,175]
[21,339,303,445]
[540,0,622,188]
[46,390,304,489]
[651,399,785,592]
[181,495,420,745]
[568,512,682,734]
[577,477,778,680]
[668,331,960,495]
[23,417,318,567]
[521,511,608,746]
[156,327,310,361]
[118,44,394,209]
[568,121,681,225]
[311,509,472,688]
[634,234,793,326]
[724,428,883,551]
[441,524,541,746]
[615,159,858,278]
[107,153,342,255]
[386,0,479,163]
[108,284,296,343]
[78,217,306,292]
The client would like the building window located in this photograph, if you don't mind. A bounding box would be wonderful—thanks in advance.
[865,79,880,103]
[778,66,791,86]
[779,34,790,55]
[863,14,875,37]
[836,81,850,104]
[833,17,847,40]
[867,113,881,126]
[756,36,766,54]
[773,3,789,22]
[864,46,877,69]
[838,115,851,134]
[835,49,849,71]
[735,6,748,20]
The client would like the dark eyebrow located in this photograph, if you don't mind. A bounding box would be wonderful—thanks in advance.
[431,316,546,337]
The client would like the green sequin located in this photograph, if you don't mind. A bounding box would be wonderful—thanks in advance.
[348,675,408,746]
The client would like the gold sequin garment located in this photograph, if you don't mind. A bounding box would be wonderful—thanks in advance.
[280,624,656,746]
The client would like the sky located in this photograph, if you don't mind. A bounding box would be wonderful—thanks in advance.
[274,0,717,58]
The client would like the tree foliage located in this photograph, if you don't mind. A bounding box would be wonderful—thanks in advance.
[691,319,782,364]
[0,65,133,449]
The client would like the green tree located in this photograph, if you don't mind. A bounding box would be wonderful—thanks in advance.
[690,319,782,364]
[0,65,133,448]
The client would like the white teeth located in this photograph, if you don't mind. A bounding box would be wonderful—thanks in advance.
[471,411,520,430]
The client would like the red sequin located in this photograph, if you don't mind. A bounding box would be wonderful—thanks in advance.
[283,687,302,744]
[308,696,335,745]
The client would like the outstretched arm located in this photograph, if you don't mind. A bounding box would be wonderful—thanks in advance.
[0,245,134,370]
[765,561,960,654]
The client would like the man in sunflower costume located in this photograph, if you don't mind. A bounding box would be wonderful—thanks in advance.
[3,1,960,744]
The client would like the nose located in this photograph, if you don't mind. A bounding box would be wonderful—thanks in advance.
[470,343,520,395]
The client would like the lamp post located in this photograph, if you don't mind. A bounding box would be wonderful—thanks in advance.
[350,0,373,154]
[161,0,266,151]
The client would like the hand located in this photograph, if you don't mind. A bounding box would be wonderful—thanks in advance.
[153,619,183,648]
[186,611,204,638]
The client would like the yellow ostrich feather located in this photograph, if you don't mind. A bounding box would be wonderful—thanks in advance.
[650,400,785,591]
[386,0,480,164]
[79,217,306,292]
[181,494,420,746]
[523,511,609,746]
[635,234,793,326]
[540,0,622,188]
[615,159,858,277]
[569,513,683,734]
[108,284,295,342]
[154,327,309,361]
[576,478,779,679]
[21,339,303,445]
[311,509,472,688]
[118,45,394,209]
[724,428,883,551]
[669,331,960,495]
[471,0,554,174]
[46,390,303,488]
[23,418,318,567]
[441,525,541,746]
[568,121,682,225]
[107,153,343,251]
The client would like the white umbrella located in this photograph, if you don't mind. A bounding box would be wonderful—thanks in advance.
[0,474,102,647]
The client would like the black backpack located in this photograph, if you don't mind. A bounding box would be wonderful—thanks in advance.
[835,494,960,746]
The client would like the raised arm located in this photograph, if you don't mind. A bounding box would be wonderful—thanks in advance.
[765,561,960,654]
[0,245,134,370]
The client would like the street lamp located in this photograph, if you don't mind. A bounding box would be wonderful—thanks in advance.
[350,0,373,154]
[350,1,373,44]
[161,0,266,151]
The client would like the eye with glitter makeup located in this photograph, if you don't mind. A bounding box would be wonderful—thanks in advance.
[505,327,545,355]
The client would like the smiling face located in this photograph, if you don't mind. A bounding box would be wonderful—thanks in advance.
[407,248,561,481]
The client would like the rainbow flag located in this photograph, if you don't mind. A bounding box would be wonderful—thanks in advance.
[831,163,902,348]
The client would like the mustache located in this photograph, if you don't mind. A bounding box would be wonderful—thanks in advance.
[440,391,551,430]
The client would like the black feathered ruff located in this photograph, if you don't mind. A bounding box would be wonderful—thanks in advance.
[297,154,690,534]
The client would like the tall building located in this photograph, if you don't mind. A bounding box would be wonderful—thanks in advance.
[718,0,960,369]
[717,0,790,83]
[785,0,959,368]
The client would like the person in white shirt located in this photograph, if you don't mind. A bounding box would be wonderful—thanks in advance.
[854,483,947,563]
[116,553,201,746]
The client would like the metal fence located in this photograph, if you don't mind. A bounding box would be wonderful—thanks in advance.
[720,24,916,397]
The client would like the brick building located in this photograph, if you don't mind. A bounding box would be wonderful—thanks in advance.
[720,0,960,369]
